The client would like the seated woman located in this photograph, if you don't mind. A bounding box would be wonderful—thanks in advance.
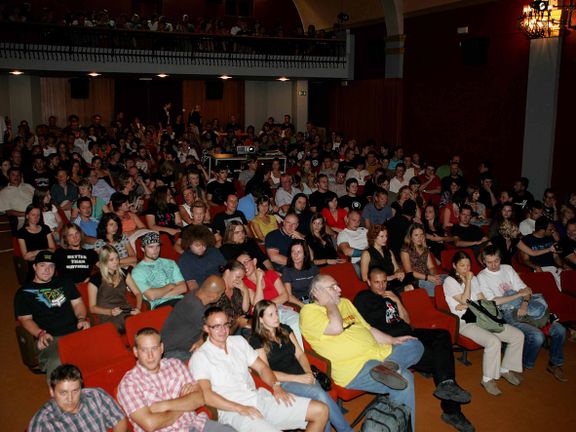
[282,239,320,308]
[250,195,279,242]
[219,260,253,334]
[178,224,226,291]
[250,300,354,432]
[32,188,62,243]
[237,252,303,348]
[94,213,137,268]
[321,195,347,234]
[423,204,453,261]
[110,192,148,239]
[305,213,345,267]
[17,204,56,263]
[443,251,524,396]
[220,220,273,270]
[179,186,198,226]
[400,224,446,296]
[442,192,466,231]
[87,245,142,333]
[145,185,183,237]
[71,179,107,221]
[289,193,313,237]
[466,185,489,226]
[360,224,413,294]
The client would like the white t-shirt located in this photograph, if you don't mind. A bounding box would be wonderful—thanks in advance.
[191,336,259,409]
[519,218,535,236]
[389,177,409,194]
[337,227,368,263]
[477,265,526,300]
[443,275,483,322]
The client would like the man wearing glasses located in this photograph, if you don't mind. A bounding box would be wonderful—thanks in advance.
[300,274,424,431]
[118,327,236,432]
[191,306,329,432]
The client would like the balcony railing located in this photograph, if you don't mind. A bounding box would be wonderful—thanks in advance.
[0,22,352,76]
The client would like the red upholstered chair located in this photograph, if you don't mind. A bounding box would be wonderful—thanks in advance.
[433,285,482,365]
[400,288,458,342]
[76,282,99,325]
[440,248,482,274]
[125,306,173,348]
[560,270,576,297]
[519,272,576,322]
[58,322,136,397]
[319,262,367,300]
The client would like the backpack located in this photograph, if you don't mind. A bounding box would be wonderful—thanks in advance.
[361,395,412,432]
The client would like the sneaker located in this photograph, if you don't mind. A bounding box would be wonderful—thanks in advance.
[441,412,475,432]
[434,380,472,404]
[547,365,568,382]
[500,372,521,386]
[370,363,408,390]
[511,371,525,383]
[480,379,502,396]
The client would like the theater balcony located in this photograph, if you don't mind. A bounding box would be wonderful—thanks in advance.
[0,22,354,79]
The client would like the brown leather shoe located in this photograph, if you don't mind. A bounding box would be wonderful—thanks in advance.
[370,362,408,390]
[547,365,568,382]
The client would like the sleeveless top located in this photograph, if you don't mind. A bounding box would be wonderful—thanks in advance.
[367,246,394,274]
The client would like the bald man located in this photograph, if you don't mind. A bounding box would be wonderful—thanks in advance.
[161,275,226,361]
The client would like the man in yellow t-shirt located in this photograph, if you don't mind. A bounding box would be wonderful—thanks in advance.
[300,274,424,430]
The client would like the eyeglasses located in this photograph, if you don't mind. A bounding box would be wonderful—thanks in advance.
[207,322,232,330]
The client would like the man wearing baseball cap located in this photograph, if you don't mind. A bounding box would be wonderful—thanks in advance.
[131,232,187,309]
[14,250,91,379]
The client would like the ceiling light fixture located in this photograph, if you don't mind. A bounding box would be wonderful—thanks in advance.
[157,73,169,78]
[88,72,101,77]
[219,75,232,80]
[10,70,23,75]
[277,77,290,82]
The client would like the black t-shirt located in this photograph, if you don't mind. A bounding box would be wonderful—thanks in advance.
[161,292,206,352]
[385,215,412,259]
[145,203,180,228]
[338,194,366,212]
[249,324,304,375]
[53,248,99,284]
[220,239,269,270]
[354,290,412,337]
[451,224,485,242]
[560,237,576,269]
[206,180,236,205]
[17,224,52,251]
[309,190,337,212]
[282,265,320,299]
[522,234,556,267]
[14,277,80,336]
[213,211,248,235]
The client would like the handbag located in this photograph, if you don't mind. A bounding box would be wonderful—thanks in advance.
[310,365,332,391]
[465,299,506,333]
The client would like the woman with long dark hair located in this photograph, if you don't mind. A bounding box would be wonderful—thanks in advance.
[17,204,56,262]
[305,213,343,266]
[250,300,353,432]
[95,213,137,268]
[282,239,320,307]
[289,193,313,236]
[221,220,273,270]
[145,185,182,236]
[422,204,453,260]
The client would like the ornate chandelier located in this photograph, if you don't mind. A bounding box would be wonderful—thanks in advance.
[519,1,574,39]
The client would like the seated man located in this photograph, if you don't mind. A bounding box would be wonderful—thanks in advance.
[362,188,393,229]
[207,167,236,207]
[452,205,488,250]
[518,216,569,287]
[265,213,304,271]
[519,201,544,236]
[14,251,90,378]
[355,268,474,432]
[212,194,248,236]
[118,327,235,432]
[131,232,187,309]
[338,178,367,212]
[309,174,337,212]
[0,166,35,230]
[29,364,127,432]
[161,275,226,361]
[337,210,368,275]
[300,274,424,431]
[71,197,99,249]
[275,174,302,216]
[191,307,328,432]
[478,246,567,382]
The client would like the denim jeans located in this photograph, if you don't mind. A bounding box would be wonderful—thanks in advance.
[502,310,566,368]
[281,381,353,432]
[345,339,424,431]
[418,274,448,297]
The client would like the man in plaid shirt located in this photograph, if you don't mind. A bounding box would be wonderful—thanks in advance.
[117,327,236,432]
[29,364,127,432]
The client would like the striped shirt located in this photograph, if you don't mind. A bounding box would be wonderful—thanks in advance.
[28,388,125,432]
[118,358,207,432]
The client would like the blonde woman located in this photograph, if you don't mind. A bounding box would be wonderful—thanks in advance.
[250,195,278,241]
[87,245,142,333]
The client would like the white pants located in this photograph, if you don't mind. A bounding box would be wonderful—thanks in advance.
[459,322,524,380]
[218,387,310,432]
